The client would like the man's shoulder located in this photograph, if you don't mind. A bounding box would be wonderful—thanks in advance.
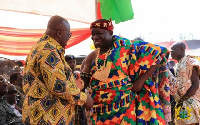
[0,101,8,112]
[186,55,200,66]
[0,102,6,111]
[113,35,132,47]
[86,51,96,60]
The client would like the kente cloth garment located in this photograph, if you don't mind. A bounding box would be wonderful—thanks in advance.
[22,34,87,125]
[89,35,168,125]
[173,55,200,124]
[0,96,24,125]
[133,41,171,123]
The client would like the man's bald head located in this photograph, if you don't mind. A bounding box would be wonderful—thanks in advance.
[172,42,186,50]
[45,15,71,48]
[47,15,69,30]
[170,41,186,61]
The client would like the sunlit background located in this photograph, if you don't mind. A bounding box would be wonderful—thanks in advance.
[0,0,200,60]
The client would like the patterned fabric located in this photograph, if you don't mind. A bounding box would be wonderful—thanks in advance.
[22,34,87,125]
[89,35,169,125]
[90,19,114,31]
[174,55,200,124]
[133,41,171,123]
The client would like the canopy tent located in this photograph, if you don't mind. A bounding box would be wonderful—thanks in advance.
[0,0,97,23]
[0,0,100,61]
[0,0,200,61]
[0,26,91,56]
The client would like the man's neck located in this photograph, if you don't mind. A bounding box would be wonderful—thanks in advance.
[100,45,112,54]
[7,102,15,106]
[177,55,185,62]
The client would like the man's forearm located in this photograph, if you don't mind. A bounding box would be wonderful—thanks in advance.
[137,65,157,85]
[180,84,199,101]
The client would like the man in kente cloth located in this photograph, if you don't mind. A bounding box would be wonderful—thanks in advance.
[81,19,170,125]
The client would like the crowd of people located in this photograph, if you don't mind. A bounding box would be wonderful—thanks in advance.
[0,15,200,125]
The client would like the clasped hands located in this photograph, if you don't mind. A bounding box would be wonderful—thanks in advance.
[84,94,94,111]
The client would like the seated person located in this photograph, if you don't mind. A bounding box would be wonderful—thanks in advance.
[10,72,25,110]
[0,75,24,125]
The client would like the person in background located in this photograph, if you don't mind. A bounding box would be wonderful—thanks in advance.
[168,60,176,75]
[6,84,24,123]
[65,55,84,90]
[10,72,25,110]
[22,15,93,125]
[65,54,87,125]
[0,75,24,125]
[170,42,200,125]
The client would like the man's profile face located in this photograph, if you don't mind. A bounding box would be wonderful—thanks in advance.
[91,27,112,49]
[170,44,182,60]
[59,21,71,48]
[0,75,8,96]
[67,59,76,71]
[16,74,23,87]
[6,84,18,105]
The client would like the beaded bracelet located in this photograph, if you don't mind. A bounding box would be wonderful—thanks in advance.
[80,72,92,78]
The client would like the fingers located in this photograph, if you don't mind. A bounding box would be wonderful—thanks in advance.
[86,107,91,111]
[85,105,92,111]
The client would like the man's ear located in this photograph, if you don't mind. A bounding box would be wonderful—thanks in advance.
[56,30,62,38]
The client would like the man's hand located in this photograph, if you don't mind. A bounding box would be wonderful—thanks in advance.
[132,82,143,93]
[84,94,94,111]
[132,65,157,93]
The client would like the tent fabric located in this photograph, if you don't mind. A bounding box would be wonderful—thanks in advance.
[0,0,103,59]
[0,26,91,56]
[0,0,96,23]
[98,0,134,24]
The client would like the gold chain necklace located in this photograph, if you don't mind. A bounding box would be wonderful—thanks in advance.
[95,48,110,71]
[93,48,111,82]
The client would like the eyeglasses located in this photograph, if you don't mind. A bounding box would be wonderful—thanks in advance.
[8,90,18,94]
[56,29,72,37]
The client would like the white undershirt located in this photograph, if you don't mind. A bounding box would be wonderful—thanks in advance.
[7,103,22,117]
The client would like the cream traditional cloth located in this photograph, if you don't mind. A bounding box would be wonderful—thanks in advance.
[174,55,200,124]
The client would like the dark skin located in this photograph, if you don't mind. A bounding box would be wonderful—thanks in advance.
[82,27,157,93]
[66,59,76,71]
[45,16,71,49]
[6,84,22,114]
[0,75,8,97]
[11,73,23,88]
[6,84,18,105]
[171,42,200,109]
